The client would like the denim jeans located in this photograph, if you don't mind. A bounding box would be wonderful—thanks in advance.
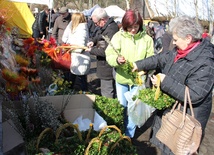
[116,82,137,138]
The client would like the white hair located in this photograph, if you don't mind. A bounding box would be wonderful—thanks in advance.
[169,15,203,41]
[91,8,108,21]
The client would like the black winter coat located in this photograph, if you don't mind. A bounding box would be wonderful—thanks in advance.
[32,12,47,32]
[90,18,119,80]
[32,14,39,30]
[38,11,48,34]
[135,39,214,154]
[51,14,71,45]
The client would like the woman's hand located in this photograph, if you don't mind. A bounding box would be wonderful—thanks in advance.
[87,41,94,48]
[85,47,91,52]
[150,73,166,86]
[117,56,126,64]
[86,41,94,52]
[132,62,138,72]
[150,75,157,86]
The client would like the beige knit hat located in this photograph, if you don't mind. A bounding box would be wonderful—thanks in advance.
[59,7,68,14]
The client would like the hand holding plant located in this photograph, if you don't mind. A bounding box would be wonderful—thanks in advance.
[117,56,126,64]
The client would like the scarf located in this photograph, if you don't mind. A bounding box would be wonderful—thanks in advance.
[174,41,201,62]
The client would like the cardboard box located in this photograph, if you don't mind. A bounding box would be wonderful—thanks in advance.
[3,119,25,154]
[39,94,96,123]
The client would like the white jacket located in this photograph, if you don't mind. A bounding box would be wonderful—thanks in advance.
[62,22,91,75]
[62,22,89,50]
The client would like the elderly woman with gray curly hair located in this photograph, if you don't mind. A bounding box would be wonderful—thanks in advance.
[132,15,214,154]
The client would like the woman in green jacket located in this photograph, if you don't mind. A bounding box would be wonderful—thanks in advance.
[105,9,154,138]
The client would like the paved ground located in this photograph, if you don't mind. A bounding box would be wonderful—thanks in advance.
[0,96,2,154]
[86,56,214,155]
[133,109,214,155]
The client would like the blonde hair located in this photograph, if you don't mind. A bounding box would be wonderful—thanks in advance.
[71,13,86,32]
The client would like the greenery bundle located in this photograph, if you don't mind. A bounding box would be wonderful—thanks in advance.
[121,61,143,85]
[134,88,175,110]
[133,74,175,110]
[93,95,125,133]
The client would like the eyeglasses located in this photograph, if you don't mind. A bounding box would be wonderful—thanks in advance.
[94,19,101,26]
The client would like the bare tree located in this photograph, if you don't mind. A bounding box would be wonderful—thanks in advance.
[194,0,199,24]
[130,0,143,14]
[88,0,93,8]
[54,0,126,10]
[173,0,177,17]
[126,0,130,10]
[209,0,214,35]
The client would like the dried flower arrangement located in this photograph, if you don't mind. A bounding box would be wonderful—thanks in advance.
[0,24,75,98]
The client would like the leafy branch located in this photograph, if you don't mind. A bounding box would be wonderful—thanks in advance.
[102,35,121,56]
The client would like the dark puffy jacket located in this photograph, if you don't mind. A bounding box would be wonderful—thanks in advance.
[32,11,48,33]
[38,11,48,33]
[32,14,39,30]
[135,39,214,155]
[90,18,119,80]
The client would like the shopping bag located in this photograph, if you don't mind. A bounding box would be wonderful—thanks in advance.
[125,77,155,128]
[70,51,91,75]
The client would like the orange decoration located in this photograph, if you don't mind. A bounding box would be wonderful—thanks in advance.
[15,54,30,67]
[23,37,35,45]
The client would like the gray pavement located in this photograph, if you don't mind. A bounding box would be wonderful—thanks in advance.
[198,107,214,155]
[133,109,214,155]
[0,95,3,154]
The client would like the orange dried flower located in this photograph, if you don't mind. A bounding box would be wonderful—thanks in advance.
[43,47,56,58]
[31,77,41,84]
[2,68,19,82]
[20,67,38,76]
[23,37,35,45]
[15,54,30,67]
[17,76,28,90]
[43,42,50,48]
[27,45,38,57]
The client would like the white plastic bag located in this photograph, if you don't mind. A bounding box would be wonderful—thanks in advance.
[93,111,107,131]
[72,112,107,131]
[73,115,91,131]
[125,83,155,128]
